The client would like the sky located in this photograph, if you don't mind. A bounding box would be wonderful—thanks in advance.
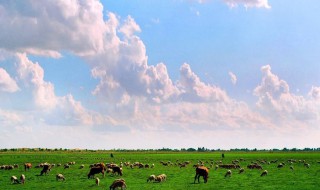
[0,0,319,150]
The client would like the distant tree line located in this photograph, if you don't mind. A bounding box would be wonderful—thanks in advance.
[1,147,320,153]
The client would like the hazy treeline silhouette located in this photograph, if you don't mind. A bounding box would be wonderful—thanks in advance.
[0,147,319,153]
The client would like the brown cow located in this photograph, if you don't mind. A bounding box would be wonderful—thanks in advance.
[112,166,122,176]
[24,163,32,171]
[88,166,105,179]
[110,178,126,190]
[194,166,209,183]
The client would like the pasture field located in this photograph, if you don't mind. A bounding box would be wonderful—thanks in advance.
[0,151,320,189]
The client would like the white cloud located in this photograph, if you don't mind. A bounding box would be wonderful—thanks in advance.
[89,14,180,105]
[0,0,106,57]
[15,53,57,109]
[254,65,320,127]
[223,0,271,9]
[309,86,320,101]
[177,63,230,103]
[0,68,19,92]
[228,71,237,85]
[0,53,100,127]
[119,15,141,38]
[0,109,23,127]
[254,65,289,98]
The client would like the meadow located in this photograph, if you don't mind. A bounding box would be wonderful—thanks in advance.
[0,150,319,189]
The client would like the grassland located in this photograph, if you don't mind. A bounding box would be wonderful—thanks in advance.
[0,151,319,189]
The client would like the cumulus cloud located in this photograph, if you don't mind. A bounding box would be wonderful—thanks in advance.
[119,15,141,38]
[0,68,19,92]
[223,0,271,9]
[254,65,320,127]
[0,53,101,127]
[15,53,57,109]
[228,71,237,85]
[177,63,230,103]
[309,86,320,101]
[0,0,106,57]
[254,65,289,98]
[88,14,180,105]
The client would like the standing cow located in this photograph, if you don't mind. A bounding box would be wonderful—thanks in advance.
[24,163,32,171]
[194,166,209,183]
[88,166,105,179]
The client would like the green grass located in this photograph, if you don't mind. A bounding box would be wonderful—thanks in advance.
[0,151,319,189]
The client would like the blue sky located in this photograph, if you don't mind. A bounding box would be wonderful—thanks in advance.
[0,0,319,149]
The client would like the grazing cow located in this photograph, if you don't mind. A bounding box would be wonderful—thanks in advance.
[112,166,123,176]
[261,170,268,177]
[147,174,156,182]
[225,170,232,177]
[40,164,51,175]
[194,166,209,183]
[110,178,126,190]
[20,174,25,184]
[56,174,65,181]
[88,166,105,179]
[277,163,284,168]
[155,174,167,182]
[64,164,70,169]
[24,163,32,171]
[11,176,20,184]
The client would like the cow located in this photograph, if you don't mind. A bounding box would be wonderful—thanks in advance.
[88,166,105,179]
[40,164,51,175]
[110,179,126,190]
[24,163,32,171]
[56,174,65,181]
[20,174,26,184]
[112,166,123,176]
[194,166,209,183]
[11,176,20,184]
